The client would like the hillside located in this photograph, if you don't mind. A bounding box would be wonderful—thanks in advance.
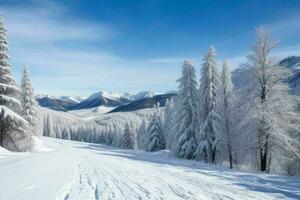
[109,93,176,113]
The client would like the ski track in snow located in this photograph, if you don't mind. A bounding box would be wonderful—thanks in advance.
[0,137,299,200]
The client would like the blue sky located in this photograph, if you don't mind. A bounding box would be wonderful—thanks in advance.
[1,0,300,97]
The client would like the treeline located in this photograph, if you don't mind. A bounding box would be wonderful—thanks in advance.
[140,28,300,175]
[42,108,147,149]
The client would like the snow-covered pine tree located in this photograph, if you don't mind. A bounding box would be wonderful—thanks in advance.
[173,60,198,159]
[21,66,39,136]
[121,121,135,149]
[145,103,165,152]
[217,60,234,168]
[137,115,147,150]
[239,28,300,172]
[0,16,32,151]
[164,98,175,149]
[196,46,220,163]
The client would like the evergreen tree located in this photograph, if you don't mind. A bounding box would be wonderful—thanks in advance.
[21,66,39,136]
[238,28,300,172]
[0,16,32,151]
[164,98,175,149]
[173,60,198,159]
[196,46,220,163]
[145,103,165,152]
[217,60,234,168]
[121,121,135,149]
[137,116,147,150]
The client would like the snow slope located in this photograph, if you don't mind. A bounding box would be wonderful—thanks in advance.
[0,137,299,200]
[68,106,116,119]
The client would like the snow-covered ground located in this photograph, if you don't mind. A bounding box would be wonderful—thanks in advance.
[0,137,299,200]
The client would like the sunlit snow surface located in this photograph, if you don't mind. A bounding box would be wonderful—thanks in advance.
[0,137,299,200]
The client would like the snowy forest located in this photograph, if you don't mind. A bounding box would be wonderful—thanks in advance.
[0,14,299,177]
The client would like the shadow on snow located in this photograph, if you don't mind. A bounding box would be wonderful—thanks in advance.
[74,143,300,200]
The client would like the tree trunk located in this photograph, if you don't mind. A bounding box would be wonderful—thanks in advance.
[225,117,233,169]
[212,148,216,164]
[260,135,269,172]
[229,149,233,169]
[260,149,267,172]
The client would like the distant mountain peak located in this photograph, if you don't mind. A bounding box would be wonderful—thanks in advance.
[36,90,178,112]
[132,91,156,100]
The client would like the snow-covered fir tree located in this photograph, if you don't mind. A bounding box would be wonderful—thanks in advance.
[164,98,175,149]
[0,16,32,151]
[21,66,39,136]
[137,115,147,150]
[196,46,220,163]
[238,28,300,172]
[217,60,234,168]
[145,103,165,152]
[173,60,198,159]
[121,121,135,149]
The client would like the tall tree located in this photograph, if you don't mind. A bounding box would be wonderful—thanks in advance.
[196,46,220,163]
[240,28,300,172]
[21,66,39,136]
[0,16,32,151]
[121,121,135,149]
[173,60,198,159]
[217,60,234,168]
[145,103,165,152]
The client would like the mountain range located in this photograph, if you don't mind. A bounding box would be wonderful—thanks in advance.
[36,91,165,112]
[109,93,177,113]
[36,95,78,112]
[37,56,300,113]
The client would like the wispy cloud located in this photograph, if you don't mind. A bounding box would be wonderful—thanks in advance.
[1,1,299,96]
[0,2,115,43]
[267,13,300,41]
[0,1,181,96]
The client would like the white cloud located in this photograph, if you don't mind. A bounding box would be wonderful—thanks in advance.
[267,13,300,41]
[0,1,180,96]
[0,2,115,43]
[2,1,299,97]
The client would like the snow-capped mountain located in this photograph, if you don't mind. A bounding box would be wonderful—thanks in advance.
[68,91,159,110]
[36,91,171,112]
[131,91,156,101]
[36,95,78,111]
[70,91,132,110]
[109,93,176,113]
[59,96,86,103]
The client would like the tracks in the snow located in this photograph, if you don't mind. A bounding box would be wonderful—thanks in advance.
[55,148,286,200]
[56,158,101,200]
